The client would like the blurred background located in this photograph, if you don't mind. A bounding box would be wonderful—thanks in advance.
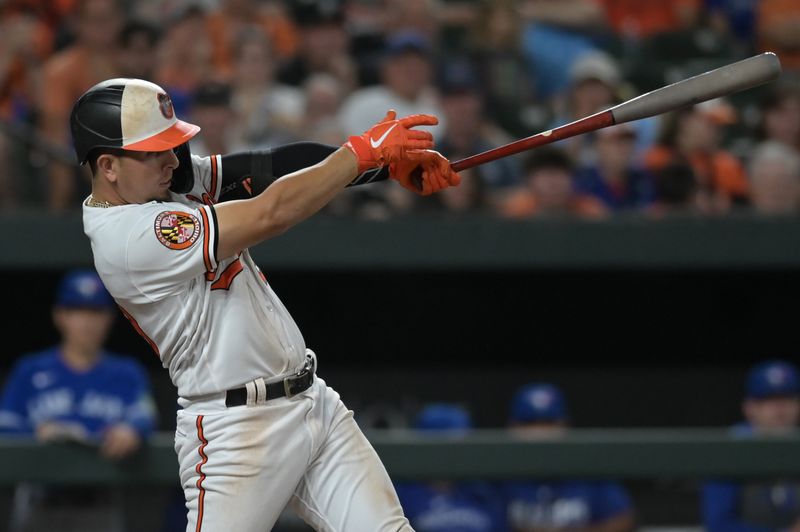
[1,0,800,530]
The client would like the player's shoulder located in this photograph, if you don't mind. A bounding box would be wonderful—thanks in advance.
[9,347,62,376]
[88,200,205,229]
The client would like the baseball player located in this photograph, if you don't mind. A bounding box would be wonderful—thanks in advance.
[0,268,156,532]
[394,404,506,532]
[503,383,634,532]
[702,360,800,532]
[70,77,461,532]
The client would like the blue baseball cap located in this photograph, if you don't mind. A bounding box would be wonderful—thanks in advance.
[56,269,114,309]
[413,403,472,432]
[510,383,567,423]
[746,360,800,399]
[384,31,432,59]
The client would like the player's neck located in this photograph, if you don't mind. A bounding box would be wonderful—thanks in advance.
[59,344,102,372]
[90,180,126,207]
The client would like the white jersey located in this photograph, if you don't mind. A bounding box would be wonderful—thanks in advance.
[82,154,306,398]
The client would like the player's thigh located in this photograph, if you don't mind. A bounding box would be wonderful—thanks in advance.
[291,398,412,532]
[175,406,312,532]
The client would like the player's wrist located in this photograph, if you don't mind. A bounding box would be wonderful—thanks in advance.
[343,135,379,174]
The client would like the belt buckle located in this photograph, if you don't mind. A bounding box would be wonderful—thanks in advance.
[283,361,311,398]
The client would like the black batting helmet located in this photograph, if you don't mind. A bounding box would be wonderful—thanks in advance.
[69,78,200,193]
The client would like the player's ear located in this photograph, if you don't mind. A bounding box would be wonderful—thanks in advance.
[96,153,119,183]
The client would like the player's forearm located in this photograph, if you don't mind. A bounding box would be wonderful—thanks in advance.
[214,148,357,259]
[218,142,388,202]
[258,147,357,228]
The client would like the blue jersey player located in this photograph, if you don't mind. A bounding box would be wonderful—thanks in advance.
[0,269,156,456]
[503,383,634,532]
[702,360,800,532]
[395,404,506,532]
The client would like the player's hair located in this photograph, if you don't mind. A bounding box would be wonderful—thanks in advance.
[523,147,575,176]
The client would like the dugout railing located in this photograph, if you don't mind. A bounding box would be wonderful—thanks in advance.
[0,429,799,485]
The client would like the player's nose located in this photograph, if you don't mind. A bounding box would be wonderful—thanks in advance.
[163,148,179,170]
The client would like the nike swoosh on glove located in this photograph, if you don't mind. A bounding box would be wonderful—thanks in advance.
[343,110,437,174]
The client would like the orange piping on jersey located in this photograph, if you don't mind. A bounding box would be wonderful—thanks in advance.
[187,193,215,206]
[195,415,208,532]
[198,207,214,273]
[118,305,160,356]
[210,258,244,290]
[209,155,218,201]
[258,270,267,284]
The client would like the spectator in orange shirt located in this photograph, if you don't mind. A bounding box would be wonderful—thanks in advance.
[154,4,215,117]
[0,7,52,207]
[644,98,749,214]
[116,19,160,80]
[501,147,607,219]
[757,0,800,73]
[205,0,298,80]
[597,0,700,39]
[38,0,123,211]
[278,1,355,91]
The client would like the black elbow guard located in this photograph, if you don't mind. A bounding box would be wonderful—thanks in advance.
[217,142,390,202]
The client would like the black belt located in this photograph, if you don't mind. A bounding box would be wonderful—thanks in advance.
[225,357,315,407]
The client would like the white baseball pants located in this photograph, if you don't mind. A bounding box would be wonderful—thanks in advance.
[174,376,413,532]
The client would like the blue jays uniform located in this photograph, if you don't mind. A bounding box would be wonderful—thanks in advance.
[396,404,506,532]
[0,347,156,440]
[503,481,632,530]
[396,482,506,532]
[702,360,800,532]
[505,383,633,531]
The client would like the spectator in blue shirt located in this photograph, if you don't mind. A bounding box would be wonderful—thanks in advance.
[0,269,157,532]
[395,403,506,532]
[702,360,800,532]
[504,383,635,532]
[575,123,657,212]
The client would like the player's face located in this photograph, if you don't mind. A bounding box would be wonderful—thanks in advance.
[744,397,800,433]
[116,149,180,203]
[53,307,114,354]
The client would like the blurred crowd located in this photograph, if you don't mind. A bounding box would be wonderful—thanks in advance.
[1,0,800,218]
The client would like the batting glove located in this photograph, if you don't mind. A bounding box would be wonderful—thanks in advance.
[390,149,462,196]
[343,110,437,174]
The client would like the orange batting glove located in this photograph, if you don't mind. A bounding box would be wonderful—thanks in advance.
[343,110,437,174]
[390,149,462,196]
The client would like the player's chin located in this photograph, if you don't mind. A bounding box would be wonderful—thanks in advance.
[152,183,172,201]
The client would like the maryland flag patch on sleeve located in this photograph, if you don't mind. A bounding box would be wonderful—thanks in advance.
[154,211,201,250]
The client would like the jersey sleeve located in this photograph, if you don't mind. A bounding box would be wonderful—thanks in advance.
[0,360,34,435]
[702,481,773,532]
[190,154,223,202]
[124,201,219,300]
[592,482,633,521]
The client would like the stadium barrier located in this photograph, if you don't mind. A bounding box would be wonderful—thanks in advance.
[1,429,799,485]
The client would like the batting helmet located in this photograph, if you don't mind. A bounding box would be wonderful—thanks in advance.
[69,78,200,193]
[413,403,472,432]
[510,383,567,424]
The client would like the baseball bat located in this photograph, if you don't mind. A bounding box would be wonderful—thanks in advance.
[450,52,782,172]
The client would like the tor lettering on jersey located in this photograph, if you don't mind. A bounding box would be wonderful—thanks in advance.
[154,211,200,250]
